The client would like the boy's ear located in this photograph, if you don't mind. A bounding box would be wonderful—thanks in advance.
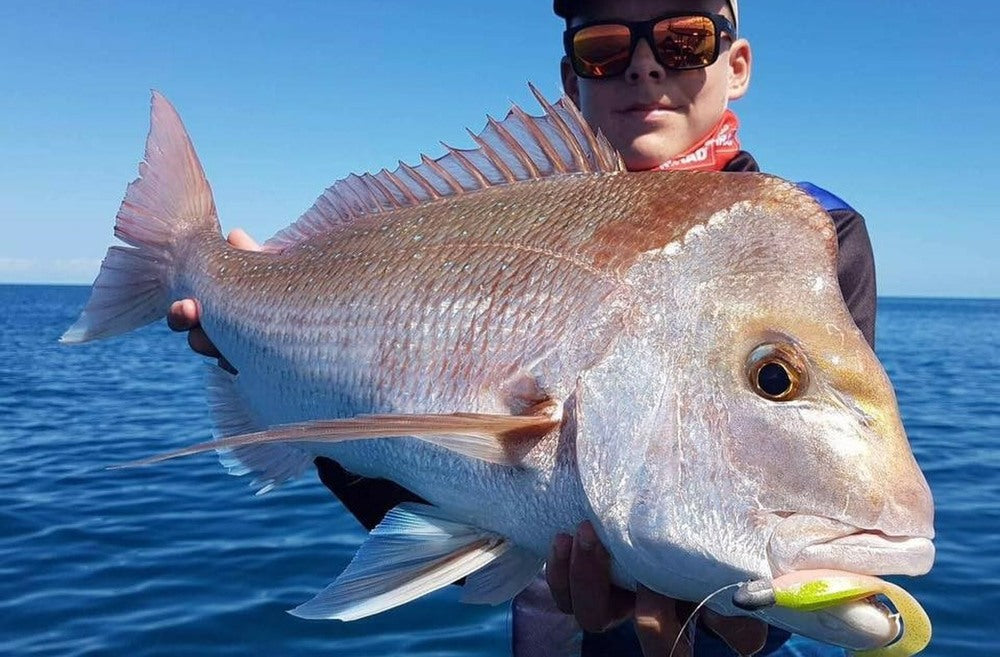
[560,56,581,106]
[727,38,752,101]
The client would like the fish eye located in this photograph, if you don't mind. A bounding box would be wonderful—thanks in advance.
[747,344,807,401]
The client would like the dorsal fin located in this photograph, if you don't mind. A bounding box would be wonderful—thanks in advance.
[263,84,625,252]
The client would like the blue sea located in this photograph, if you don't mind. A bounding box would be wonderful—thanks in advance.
[1,285,997,656]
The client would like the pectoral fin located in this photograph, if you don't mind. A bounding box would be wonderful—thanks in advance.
[291,502,517,620]
[114,402,561,469]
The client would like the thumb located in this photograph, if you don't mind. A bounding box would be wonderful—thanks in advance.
[226,228,261,251]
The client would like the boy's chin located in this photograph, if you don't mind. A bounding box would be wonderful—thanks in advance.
[621,144,685,171]
[618,132,696,171]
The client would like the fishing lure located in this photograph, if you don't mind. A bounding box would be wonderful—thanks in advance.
[734,569,931,656]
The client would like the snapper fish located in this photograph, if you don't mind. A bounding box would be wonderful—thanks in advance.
[64,86,935,655]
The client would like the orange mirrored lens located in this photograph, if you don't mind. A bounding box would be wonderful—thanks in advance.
[652,16,716,69]
[572,24,633,77]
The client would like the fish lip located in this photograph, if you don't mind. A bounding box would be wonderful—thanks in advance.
[767,513,935,578]
[790,533,935,577]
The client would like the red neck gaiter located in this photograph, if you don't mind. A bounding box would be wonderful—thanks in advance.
[651,109,741,171]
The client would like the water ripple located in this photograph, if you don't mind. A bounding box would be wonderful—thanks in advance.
[1,287,996,656]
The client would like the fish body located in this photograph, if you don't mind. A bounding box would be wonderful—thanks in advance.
[181,173,786,555]
[64,90,934,653]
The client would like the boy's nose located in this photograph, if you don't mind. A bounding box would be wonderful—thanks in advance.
[625,39,665,82]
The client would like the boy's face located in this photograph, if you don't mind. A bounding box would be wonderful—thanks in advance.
[561,0,751,170]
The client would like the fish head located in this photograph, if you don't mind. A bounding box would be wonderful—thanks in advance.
[573,175,933,648]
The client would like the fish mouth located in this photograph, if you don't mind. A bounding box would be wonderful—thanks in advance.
[758,514,934,650]
[767,514,935,578]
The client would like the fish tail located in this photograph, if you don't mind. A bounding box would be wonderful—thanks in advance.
[61,91,221,344]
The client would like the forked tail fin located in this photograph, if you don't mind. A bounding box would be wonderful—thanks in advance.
[61,91,221,343]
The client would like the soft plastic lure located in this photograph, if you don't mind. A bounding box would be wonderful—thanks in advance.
[733,569,931,657]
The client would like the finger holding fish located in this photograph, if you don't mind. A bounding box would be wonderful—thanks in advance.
[567,521,634,632]
[634,588,692,657]
[167,229,260,369]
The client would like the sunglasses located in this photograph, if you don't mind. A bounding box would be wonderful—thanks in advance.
[564,12,736,79]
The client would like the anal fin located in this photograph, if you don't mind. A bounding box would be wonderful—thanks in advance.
[291,503,516,621]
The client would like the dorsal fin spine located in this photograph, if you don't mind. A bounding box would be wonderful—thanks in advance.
[399,160,443,200]
[510,104,567,174]
[421,153,466,195]
[339,178,364,216]
[345,175,375,214]
[487,115,541,178]
[561,96,605,170]
[366,173,405,209]
[443,143,491,187]
[381,168,421,205]
[467,128,518,184]
[315,189,345,221]
[528,84,589,172]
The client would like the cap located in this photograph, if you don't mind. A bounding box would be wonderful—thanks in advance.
[554,1,739,33]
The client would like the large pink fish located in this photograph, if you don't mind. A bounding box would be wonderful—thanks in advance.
[64,88,934,653]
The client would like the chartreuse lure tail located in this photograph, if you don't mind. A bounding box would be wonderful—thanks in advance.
[733,569,931,656]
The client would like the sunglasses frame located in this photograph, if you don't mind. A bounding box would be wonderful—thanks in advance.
[563,11,737,79]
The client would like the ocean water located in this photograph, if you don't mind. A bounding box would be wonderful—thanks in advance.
[0,285,996,656]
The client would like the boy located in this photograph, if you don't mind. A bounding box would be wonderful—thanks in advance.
[538,2,875,655]
[169,1,875,654]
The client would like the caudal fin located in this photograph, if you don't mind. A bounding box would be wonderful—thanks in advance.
[61,91,221,343]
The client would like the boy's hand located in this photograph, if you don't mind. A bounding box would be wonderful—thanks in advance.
[167,228,260,372]
[546,522,767,657]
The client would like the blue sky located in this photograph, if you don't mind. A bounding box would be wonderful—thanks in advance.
[1,1,997,297]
